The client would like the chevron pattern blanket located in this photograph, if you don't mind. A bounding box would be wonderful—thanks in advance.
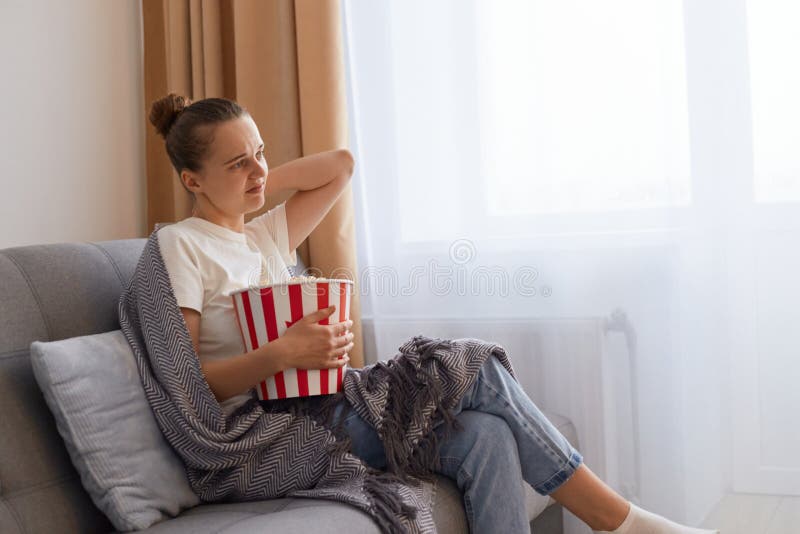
[117,230,519,533]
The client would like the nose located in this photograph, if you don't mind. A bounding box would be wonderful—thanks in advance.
[251,157,267,177]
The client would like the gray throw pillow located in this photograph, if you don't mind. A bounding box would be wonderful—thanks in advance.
[30,330,201,531]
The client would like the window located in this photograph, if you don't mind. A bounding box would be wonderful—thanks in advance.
[746,0,800,204]
[474,0,691,216]
[359,0,692,243]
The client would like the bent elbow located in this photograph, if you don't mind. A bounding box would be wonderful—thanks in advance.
[338,148,355,177]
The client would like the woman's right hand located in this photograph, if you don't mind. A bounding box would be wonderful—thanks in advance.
[275,305,353,370]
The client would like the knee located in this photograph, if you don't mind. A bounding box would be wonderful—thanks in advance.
[481,354,510,379]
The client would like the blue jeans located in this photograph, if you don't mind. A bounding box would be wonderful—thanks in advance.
[332,355,584,533]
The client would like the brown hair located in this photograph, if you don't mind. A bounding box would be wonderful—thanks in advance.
[148,93,248,186]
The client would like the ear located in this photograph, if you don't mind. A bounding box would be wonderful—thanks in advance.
[181,169,203,193]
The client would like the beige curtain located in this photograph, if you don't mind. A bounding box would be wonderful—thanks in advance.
[142,0,364,368]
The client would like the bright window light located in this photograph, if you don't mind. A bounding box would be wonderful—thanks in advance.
[746,0,800,204]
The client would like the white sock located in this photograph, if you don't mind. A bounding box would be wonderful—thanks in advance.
[593,502,720,534]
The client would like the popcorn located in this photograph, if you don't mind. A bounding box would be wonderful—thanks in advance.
[287,275,320,282]
[230,278,354,400]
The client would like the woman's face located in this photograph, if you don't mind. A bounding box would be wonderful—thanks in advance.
[184,115,268,218]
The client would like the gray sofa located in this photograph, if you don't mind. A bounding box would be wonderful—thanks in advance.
[0,237,579,533]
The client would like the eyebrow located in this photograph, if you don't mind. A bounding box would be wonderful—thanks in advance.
[223,143,265,165]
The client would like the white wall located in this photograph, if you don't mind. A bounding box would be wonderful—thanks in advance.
[0,0,145,249]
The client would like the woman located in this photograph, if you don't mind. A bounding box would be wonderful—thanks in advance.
[148,93,719,534]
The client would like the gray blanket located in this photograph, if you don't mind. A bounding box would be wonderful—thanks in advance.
[117,229,519,533]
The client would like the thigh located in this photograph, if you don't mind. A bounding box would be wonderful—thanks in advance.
[333,401,388,470]
[341,406,518,478]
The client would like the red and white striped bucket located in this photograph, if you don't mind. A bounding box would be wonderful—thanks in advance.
[230,278,353,400]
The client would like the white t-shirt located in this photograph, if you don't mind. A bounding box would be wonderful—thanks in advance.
[157,201,297,416]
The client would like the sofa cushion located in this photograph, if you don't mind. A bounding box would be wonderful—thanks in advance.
[122,412,579,534]
[29,329,201,532]
[125,471,558,534]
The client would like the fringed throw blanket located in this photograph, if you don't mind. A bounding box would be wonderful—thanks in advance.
[117,230,519,533]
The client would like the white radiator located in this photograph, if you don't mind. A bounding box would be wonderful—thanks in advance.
[361,310,640,533]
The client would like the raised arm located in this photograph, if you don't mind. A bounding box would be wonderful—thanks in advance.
[264,148,355,252]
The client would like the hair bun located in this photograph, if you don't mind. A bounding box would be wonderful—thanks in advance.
[149,93,193,138]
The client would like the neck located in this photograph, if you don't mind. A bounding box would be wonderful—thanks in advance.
[192,205,245,233]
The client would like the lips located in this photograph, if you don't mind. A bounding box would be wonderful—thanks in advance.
[247,183,264,193]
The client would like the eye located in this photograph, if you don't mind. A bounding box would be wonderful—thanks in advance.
[230,149,264,170]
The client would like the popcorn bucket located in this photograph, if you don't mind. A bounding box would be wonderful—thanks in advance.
[230,277,353,400]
